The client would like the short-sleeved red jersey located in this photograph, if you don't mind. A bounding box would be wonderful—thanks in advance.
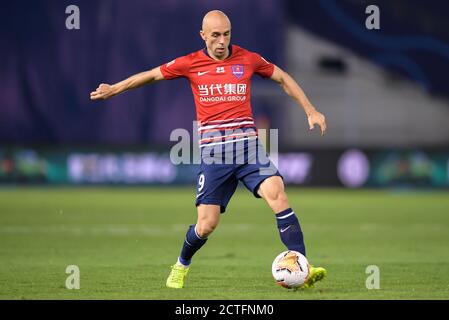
[160,45,274,146]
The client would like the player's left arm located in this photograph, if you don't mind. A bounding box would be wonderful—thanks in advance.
[270,65,327,135]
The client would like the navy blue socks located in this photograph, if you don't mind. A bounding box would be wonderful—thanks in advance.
[178,209,305,267]
[275,208,306,256]
[179,224,207,266]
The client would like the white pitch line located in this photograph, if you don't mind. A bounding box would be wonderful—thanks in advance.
[0,224,256,236]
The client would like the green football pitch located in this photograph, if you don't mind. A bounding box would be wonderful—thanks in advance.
[0,187,448,300]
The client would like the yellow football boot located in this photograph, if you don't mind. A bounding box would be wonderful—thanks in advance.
[166,263,189,289]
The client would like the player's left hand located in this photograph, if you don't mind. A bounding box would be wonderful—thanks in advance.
[308,111,327,136]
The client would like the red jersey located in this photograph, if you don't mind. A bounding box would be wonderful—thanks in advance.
[160,45,274,147]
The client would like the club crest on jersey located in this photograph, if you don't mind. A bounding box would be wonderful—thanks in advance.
[231,65,244,79]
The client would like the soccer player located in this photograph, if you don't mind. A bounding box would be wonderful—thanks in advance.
[90,10,327,289]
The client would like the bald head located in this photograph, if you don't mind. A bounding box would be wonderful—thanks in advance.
[201,10,231,32]
[200,10,232,60]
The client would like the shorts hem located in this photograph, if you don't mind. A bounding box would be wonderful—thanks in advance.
[250,172,284,198]
[195,199,227,213]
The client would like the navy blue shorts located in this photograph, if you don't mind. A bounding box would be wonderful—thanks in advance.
[195,138,282,213]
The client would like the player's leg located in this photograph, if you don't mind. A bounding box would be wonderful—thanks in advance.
[257,176,326,288]
[238,139,327,288]
[257,176,306,256]
[167,157,238,289]
[166,204,221,289]
[236,139,306,254]
[195,204,221,237]
[179,204,221,266]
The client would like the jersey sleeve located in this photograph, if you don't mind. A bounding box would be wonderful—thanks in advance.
[159,55,191,80]
[251,52,275,78]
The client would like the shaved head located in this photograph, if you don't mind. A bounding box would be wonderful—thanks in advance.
[201,10,231,32]
[200,10,232,61]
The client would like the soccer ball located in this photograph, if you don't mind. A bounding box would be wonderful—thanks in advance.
[272,250,309,288]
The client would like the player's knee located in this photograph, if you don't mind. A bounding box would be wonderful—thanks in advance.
[275,191,289,207]
[265,185,288,204]
[277,190,289,204]
[196,220,218,238]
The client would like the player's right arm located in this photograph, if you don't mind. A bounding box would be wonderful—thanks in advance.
[270,65,327,136]
[90,67,164,100]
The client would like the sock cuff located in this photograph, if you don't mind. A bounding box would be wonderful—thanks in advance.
[178,256,191,267]
[186,224,207,243]
[275,208,298,227]
[275,208,294,220]
[193,224,207,240]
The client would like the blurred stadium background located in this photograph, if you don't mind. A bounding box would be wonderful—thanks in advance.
[1,0,448,299]
[2,0,449,188]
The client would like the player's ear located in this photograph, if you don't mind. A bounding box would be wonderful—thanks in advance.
[199,30,206,41]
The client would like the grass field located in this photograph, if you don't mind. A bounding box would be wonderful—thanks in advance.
[0,186,448,300]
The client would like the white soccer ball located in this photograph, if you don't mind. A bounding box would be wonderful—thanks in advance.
[272,250,309,288]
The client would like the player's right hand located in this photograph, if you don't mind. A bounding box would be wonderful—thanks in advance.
[90,83,114,100]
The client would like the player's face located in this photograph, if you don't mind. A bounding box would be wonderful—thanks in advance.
[205,28,231,59]
[200,14,231,61]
